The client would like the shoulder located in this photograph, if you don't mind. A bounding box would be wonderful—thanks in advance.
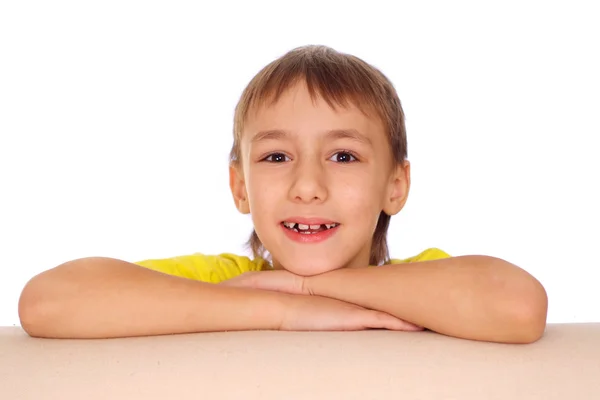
[388,247,452,264]
[132,252,271,283]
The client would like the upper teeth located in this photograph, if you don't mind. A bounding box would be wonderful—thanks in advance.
[283,221,338,230]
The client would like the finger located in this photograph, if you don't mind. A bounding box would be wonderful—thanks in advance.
[372,311,424,331]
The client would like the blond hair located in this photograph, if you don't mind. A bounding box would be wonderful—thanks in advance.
[229,45,407,266]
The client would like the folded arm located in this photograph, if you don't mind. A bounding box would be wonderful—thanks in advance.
[306,255,548,343]
[18,257,291,339]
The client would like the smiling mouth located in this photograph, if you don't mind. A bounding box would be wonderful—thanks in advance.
[281,221,340,234]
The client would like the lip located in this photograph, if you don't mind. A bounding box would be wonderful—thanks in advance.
[280,222,340,244]
[281,217,339,225]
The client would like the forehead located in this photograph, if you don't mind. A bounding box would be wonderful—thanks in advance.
[243,82,385,141]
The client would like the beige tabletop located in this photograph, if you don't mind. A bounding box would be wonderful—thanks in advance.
[1,323,599,400]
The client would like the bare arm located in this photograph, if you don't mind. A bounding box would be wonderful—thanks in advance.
[18,257,290,339]
[307,255,548,344]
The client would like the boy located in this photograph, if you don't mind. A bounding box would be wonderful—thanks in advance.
[18,45,548,343]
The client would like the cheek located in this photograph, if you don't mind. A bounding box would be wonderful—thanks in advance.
[246,170,280,216]
[334,176,385,229]
[336,172,383,207]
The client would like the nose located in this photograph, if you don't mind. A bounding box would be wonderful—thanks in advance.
[288,156,328,204]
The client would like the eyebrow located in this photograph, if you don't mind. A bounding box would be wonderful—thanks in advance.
[250,129,373,146]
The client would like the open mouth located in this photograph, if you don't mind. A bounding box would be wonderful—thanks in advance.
[281,221,340,235]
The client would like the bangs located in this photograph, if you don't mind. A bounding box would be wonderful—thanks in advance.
[246,59,385,122]
[233,46,395,156]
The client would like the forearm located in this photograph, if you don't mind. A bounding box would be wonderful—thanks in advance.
[19,257,289,339]
[307,255,548,343]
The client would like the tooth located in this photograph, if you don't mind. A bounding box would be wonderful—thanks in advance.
[309,224,321,230]
[298,224,309,230]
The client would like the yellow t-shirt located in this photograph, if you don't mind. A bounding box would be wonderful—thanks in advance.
[133,247,451,284]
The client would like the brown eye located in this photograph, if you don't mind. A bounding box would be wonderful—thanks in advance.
[264,153,290,163]
[329,151,357,163]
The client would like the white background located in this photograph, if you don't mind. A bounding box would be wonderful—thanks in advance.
[1,1,598,327]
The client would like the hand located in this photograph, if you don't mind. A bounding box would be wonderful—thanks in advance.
[220,271,424,331]
[279,294,424,331]
[219,270,310,295]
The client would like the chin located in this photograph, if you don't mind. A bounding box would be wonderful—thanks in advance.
[280,257,346,276]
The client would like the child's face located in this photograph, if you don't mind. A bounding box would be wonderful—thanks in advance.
[231,81,409,276]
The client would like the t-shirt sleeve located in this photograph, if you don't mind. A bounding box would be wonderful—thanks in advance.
[132,253,270,283]
[388,247,452,264]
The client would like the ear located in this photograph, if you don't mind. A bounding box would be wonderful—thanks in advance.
[229,164,250,214]
[382,160,411,216]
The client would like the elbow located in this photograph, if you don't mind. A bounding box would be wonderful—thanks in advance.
[19,279,50,338]
[18,268,67,338]
[18,257,93,338]
[483,257,548,344]
[521,282,548,343]
[506,277,549,344]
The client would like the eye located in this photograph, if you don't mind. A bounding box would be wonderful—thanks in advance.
[329,151,358,163]
[262,152,290,163]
